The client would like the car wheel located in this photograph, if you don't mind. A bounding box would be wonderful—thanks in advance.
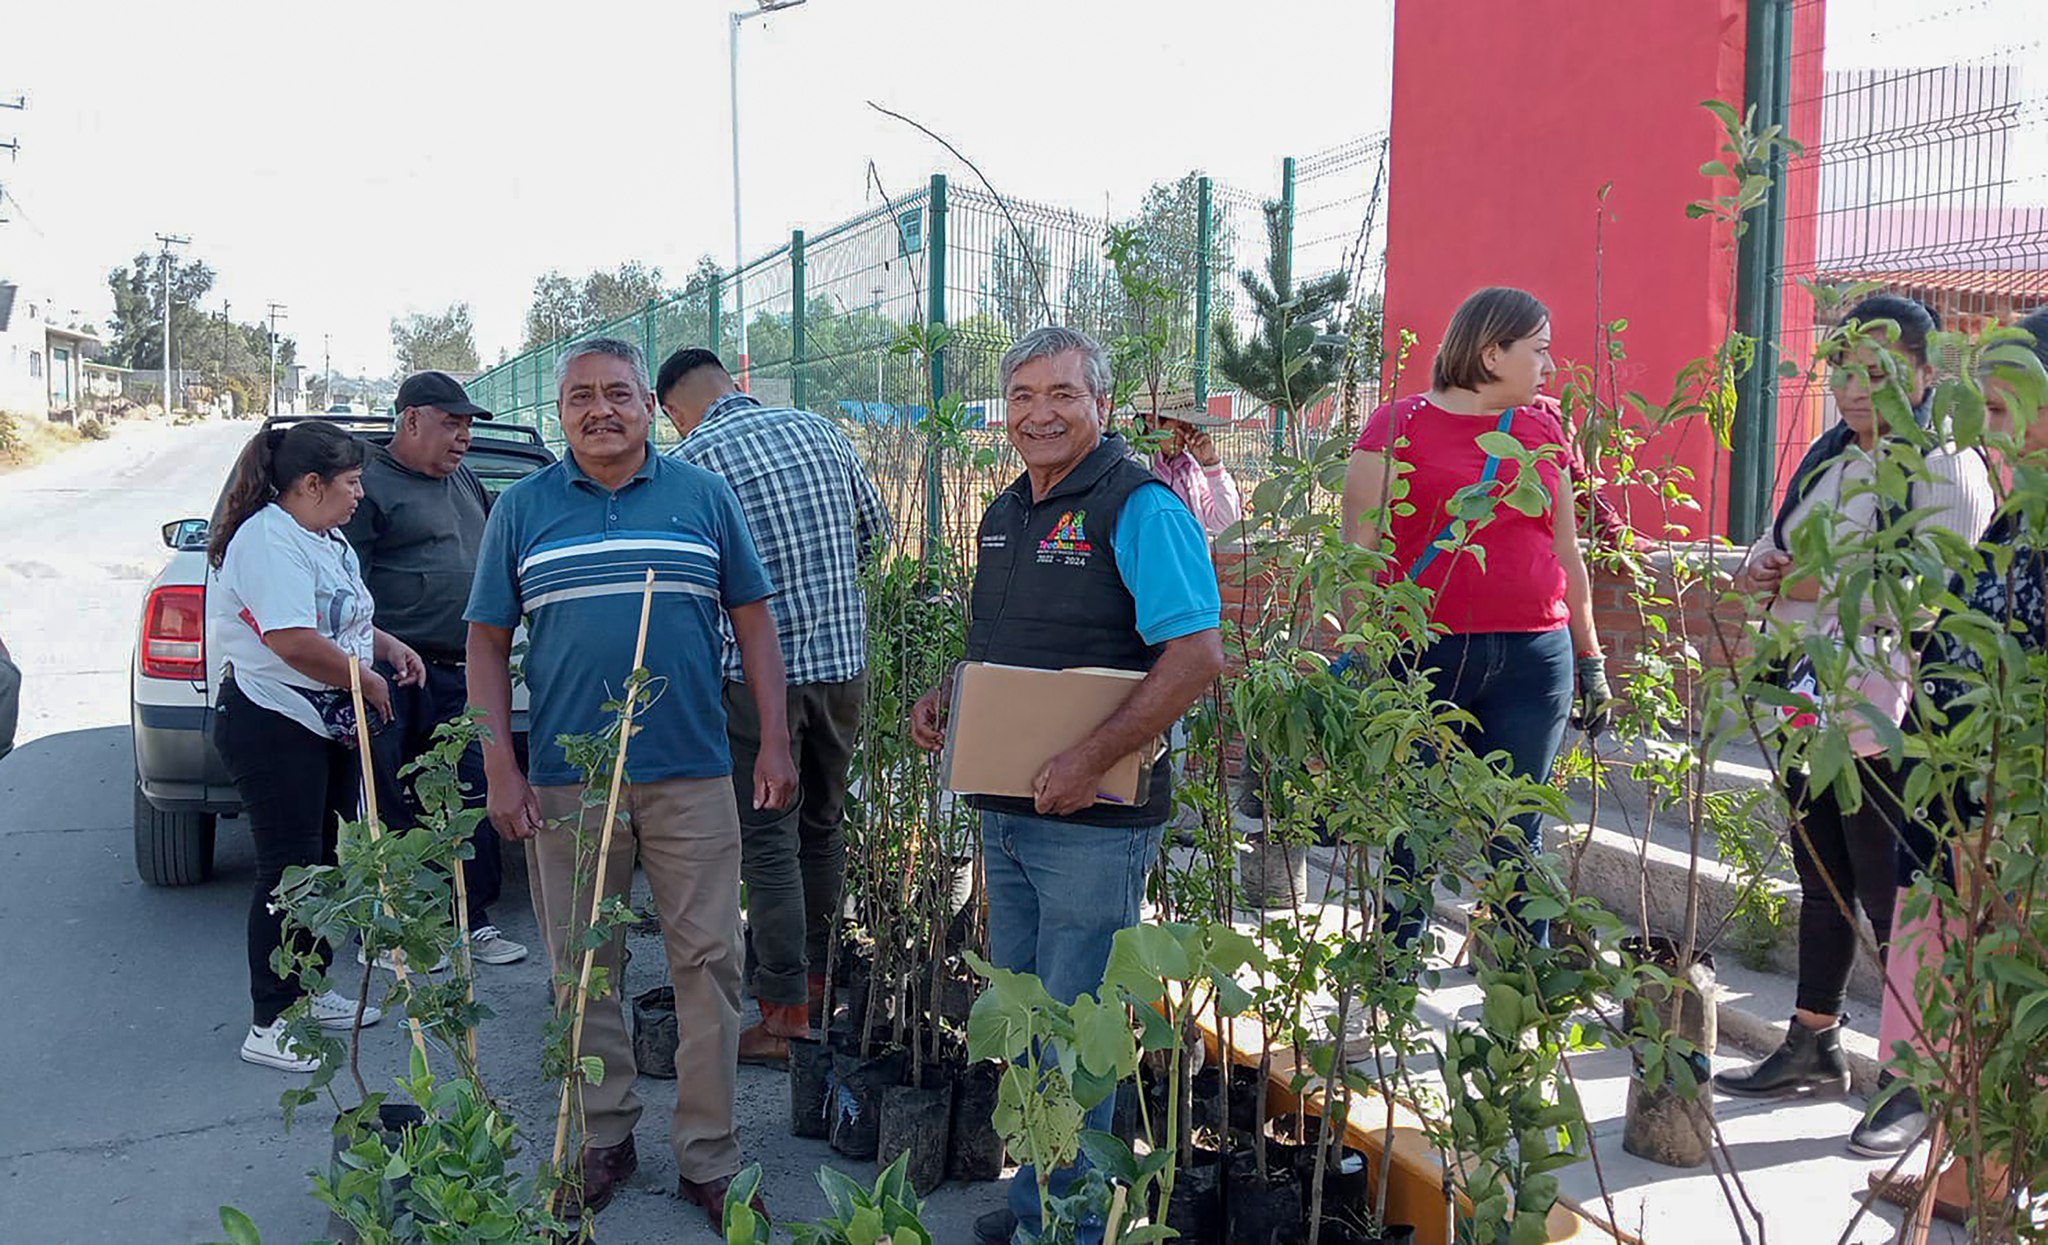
[133,781,217,886]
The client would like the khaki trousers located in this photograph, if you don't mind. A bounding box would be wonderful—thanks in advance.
[532,776,743,1182]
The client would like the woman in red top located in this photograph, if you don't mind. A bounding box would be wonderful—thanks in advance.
[1342,286,1610,950]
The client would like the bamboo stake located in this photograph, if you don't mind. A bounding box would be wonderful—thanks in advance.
[451,839,478,1068]
[349,657,429,1061]
[550,568,659,1179]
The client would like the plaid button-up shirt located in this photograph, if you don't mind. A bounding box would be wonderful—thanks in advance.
[671,392,891,684]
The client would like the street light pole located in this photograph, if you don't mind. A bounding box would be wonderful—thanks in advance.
[266,303,288,417]
[728,0,807,394]
[154,233,189,415]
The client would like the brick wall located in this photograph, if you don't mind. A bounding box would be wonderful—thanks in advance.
[1590,544,1753,673]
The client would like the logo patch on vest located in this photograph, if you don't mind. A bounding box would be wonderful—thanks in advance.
[1037,509,1092,566]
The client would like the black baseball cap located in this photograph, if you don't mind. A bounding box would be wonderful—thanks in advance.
[394,370,492,419]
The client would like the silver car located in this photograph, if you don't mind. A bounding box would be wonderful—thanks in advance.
[130,414,552,885]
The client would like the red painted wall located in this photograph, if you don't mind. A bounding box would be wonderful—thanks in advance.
[1383,0,1792,539]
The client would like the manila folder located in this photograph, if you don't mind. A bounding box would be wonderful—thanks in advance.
[939,661,1154,806]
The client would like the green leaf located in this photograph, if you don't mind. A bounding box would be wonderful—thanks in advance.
[1077,1130,1140,1184]
[1481,982,1524,1034]
[578,1054,606,1086]
[215,1207,263,1245]
[1511,1210,1554,1245]
[1072,995,1138,1080]
[816,1163,868,1223]
[1475,430,1523,458]
[1102,924,1187,1002]
[1133,1004,1179,1053]
[1517,897,1566,923]
[1211,972,1256,1019]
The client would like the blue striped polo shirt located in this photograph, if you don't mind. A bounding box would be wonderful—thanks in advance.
[465,445,774,786]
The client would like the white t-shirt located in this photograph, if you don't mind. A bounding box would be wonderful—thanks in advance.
[208,502,376,738]
[1743,439,1993,633]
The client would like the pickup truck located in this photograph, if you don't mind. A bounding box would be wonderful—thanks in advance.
[131,413,553,885]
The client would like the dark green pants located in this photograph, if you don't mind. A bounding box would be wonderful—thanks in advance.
[723,676,864,1008]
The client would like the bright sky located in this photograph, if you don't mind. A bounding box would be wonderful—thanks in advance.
[0,0,1395,377]
[3,0,2034,380]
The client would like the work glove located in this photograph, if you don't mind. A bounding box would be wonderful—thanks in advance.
[1570,653,1613,737]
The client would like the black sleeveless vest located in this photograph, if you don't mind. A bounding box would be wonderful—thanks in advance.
[964,433,1173,828]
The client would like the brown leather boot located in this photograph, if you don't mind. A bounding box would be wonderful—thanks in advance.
[737,1000,811,1067]
[559,1135,637,1217]
[678,1172,770,1230]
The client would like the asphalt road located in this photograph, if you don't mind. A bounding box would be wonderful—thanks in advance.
[0,417,1003,1243]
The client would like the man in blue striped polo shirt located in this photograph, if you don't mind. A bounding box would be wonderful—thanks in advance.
[464,338,796,1228]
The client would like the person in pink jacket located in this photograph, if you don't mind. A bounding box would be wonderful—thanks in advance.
[1139,393,1244,539]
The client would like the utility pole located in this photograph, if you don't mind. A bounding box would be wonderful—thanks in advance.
[220,301,231,415]
[266,303,289,417]
[0,92,22,160]
[323,333,332,409]
[0,93,24,221]
[155,233,190,415]
[728,0,809,393]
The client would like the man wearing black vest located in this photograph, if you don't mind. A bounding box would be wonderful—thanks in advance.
[911,326,1224,1245]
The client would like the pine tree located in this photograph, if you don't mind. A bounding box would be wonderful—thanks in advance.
[1212,200,1350,426]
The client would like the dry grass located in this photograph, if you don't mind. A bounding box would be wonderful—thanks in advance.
[0,410,89,475]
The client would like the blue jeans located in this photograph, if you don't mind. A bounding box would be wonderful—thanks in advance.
[983,811,1163,1244]
[1384,628,1573,949]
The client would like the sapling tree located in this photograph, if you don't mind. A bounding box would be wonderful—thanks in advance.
[1212,199,1351,455]
[1719,315,2048,1241]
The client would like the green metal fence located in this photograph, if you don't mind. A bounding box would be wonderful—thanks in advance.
[466,135,1391,541]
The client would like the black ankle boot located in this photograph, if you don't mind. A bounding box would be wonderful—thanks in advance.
[1848,1073,1928,1156]
[974,1208,1018,1244]
[1712,1016,1851,1098]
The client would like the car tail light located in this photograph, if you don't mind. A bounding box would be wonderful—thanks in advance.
[141,584,206,681]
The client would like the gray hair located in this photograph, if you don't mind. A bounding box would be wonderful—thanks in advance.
[554,337,650,396]
[998,326,1113,398]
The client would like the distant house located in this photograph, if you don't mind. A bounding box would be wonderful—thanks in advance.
[83,361,129,402]
[0,282,106,421]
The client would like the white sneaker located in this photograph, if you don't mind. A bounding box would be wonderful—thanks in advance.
[309,988,384,1030]
[240,1020,319,1072]
[358,943,450,974]
[467,925,529,966]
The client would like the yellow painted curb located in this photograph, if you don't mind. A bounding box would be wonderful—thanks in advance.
[1182,1007,1640,1245]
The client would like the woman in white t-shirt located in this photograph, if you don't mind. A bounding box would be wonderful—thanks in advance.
[205,421,425,1071]
[1714,295,1993,1127]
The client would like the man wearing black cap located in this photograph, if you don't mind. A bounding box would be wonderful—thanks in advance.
[342,370,527,967]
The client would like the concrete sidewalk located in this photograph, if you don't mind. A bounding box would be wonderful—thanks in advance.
[1263,847,1963,1245]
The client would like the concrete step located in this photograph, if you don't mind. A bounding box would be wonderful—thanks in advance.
[1557,733,1784,865]
[1546,817,1884,1007]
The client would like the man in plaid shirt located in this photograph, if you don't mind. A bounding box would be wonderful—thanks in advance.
[657,348,890,1065]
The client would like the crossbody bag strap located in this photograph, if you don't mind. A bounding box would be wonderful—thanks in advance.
[1406,406,1517,582]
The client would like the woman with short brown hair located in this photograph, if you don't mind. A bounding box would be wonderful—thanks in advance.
[1342,285,1610,952]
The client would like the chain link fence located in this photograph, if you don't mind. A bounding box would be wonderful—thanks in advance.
[1769,0,2048,484]
[465,134,1392,548]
